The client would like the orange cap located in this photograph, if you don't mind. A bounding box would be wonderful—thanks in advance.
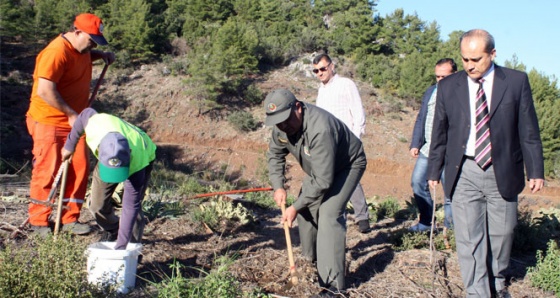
[74,13,108,45]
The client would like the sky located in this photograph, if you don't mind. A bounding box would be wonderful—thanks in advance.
[375,0,560,79]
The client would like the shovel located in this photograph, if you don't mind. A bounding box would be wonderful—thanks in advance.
[53,160,70,237]
[281,204,299,285]
[87,62,109,107]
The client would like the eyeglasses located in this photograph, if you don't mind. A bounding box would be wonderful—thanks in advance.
[312,62,331,74]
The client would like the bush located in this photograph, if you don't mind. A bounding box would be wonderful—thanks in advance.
[376,197,401,220]
[513,207,560,253]
[155,256,243,297]
[527,240,560,295]
[391,227,455,252]
[228,111,259,132]
[0,234,115,297]
[243,84,264,105]
[193,198,255,231]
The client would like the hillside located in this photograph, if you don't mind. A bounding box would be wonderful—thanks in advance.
[1,41,560,297]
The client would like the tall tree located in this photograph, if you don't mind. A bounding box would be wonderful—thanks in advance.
[101,0,154,64]
[326,0,380,55]
[181,0,234,46]
[0,0,35,40]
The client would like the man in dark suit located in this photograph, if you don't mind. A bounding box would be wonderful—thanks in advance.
[427,29,544,297]
[409,58,456,233]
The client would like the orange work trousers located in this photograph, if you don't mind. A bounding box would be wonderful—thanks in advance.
[26,117,89,227]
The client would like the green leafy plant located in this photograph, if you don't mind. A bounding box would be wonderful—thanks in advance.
[527,240,560,295]
[244,191,276,209]
[391,229,429,251]
[243,84,264,105]
[193,198,255,231]
[514,207,560,253]
[377,197,401,220]
[228,111,258,132]
[154,255,253,297]
[0,234,115,298]
[142,199,186,221]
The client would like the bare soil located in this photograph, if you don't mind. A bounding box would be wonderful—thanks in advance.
[1,41,559,297]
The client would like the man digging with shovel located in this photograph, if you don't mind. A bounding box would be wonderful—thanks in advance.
[265,89,367,297]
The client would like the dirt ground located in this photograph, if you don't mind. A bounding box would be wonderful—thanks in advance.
[1,41,559,297]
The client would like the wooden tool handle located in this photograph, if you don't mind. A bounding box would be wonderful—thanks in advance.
[281,204,296,273]
[53,160,69,236]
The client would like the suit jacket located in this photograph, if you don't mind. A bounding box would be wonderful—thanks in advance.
[410,84,436,150]
[427,65,544,198]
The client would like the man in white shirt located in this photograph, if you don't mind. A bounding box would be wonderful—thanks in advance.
[313,53,370,233]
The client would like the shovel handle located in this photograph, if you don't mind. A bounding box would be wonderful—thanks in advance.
[281,204,296,273]
[88,63,109,107]
[53,160,70,236]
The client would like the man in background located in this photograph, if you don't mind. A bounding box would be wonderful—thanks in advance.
[313,53,370,233]
[26,13,115,235]
[409,58,456,232]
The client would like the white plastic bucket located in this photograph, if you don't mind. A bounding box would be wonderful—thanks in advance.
[86,241,142,294]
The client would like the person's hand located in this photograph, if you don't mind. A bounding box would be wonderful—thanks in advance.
[410,148,419,158]
[61,148,73,161]
[428,180,440,189]
[529,178,545,193]
[67,112,78,127]
[282,205,297,228]
[273,188,287,207]
[103,51,116,65]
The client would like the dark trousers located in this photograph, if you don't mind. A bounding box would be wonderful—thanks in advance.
[90,162,153,249]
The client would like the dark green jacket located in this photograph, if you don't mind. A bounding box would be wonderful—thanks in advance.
[267,103,367,211]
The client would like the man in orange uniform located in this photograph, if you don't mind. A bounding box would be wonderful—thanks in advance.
[26,13,115,235]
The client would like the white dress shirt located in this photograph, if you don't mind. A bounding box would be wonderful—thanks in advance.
[316,74,366,139]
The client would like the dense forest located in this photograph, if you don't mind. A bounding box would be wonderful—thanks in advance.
[1,0,559,176]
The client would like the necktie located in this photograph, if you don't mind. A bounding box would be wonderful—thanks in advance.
[474,78,492,169]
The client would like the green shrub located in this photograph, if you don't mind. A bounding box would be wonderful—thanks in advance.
[0,234,115,297]
[155,256,247,297]
[228,111,259,132]
[391,226,456,252]
[527,240,560,295]
[394,198,418,221]
[391,229,428,251]
[377,197,401,220]
[514,207,560,253]
[244,191,277,209]
[193,198,255,231]
[142,199,186,221]
[243,84,264,105]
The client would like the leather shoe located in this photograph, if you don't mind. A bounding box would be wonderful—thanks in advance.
[99,229,118,241]
[358,220,370,233]
[62,222,91,235]
[31,225,52,237]
[496,289,511,298]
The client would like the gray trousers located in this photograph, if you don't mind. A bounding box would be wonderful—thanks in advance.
[453,159,517,297]
[90,163,152,249]
[297,165,364,291]
[349,183,369,222]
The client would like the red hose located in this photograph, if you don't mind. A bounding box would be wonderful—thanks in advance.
[189,187,273,199]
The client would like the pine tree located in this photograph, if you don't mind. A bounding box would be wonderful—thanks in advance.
[102,0,154,64]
